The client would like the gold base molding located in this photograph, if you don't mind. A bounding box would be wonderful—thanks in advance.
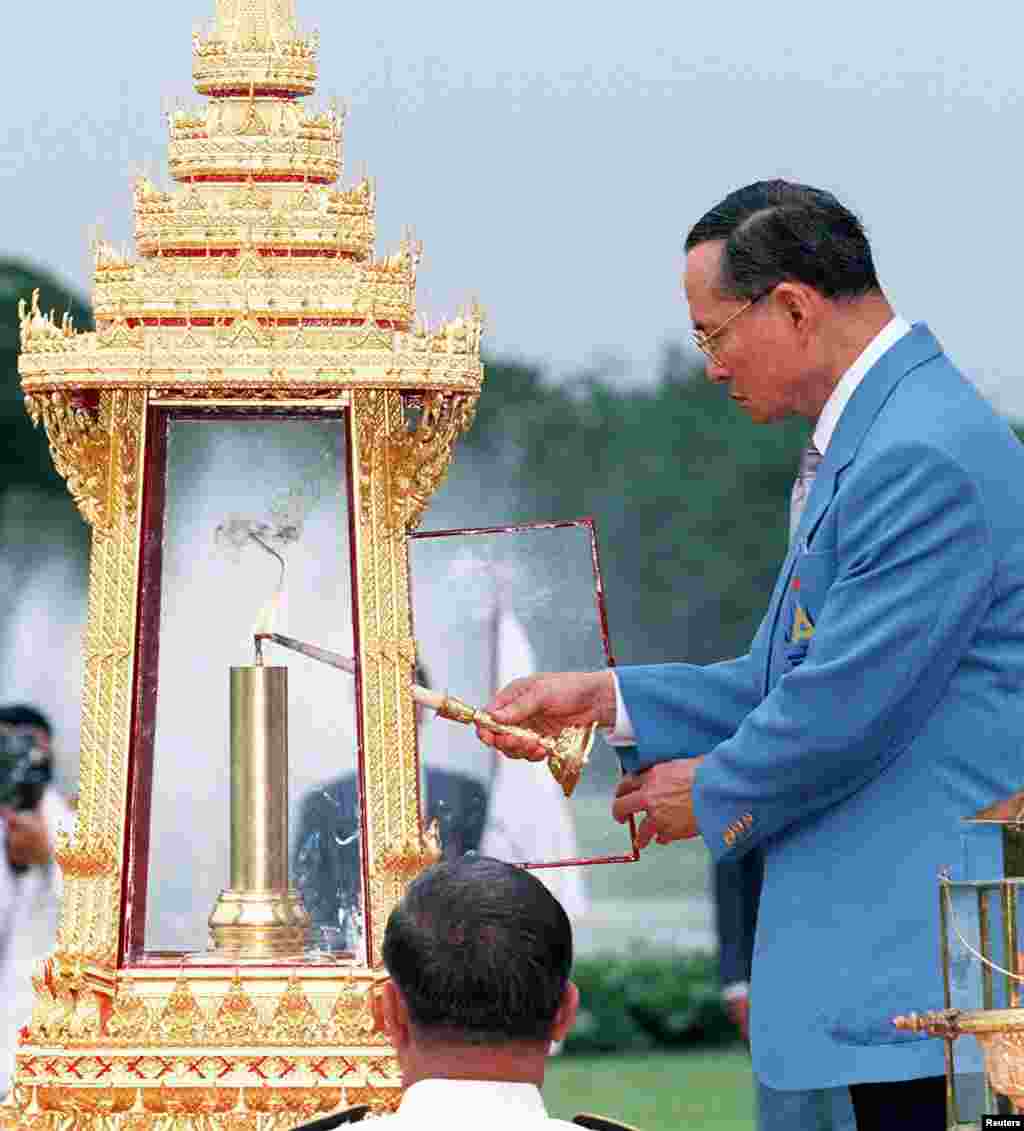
[207,890,312,959]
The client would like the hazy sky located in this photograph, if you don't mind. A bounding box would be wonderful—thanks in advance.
[4,1,1024,414]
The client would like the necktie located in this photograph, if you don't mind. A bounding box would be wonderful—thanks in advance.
[789,442,822,546]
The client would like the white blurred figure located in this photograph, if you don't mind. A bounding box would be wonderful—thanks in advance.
[479,604,587,925]
[0,707,75,1098]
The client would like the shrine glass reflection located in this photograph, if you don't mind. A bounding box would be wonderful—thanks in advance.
[137,412,362,962]
[408,520,635,907]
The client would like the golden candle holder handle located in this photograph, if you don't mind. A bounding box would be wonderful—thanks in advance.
[256,633,597,798]
[435,694,596,798]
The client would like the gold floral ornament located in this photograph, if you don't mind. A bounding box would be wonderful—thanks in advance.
[54,829,120,879]
[267,974,321,1043]
[22,383,142,534]
[377,821,443,882]
[213,973,261,1042]
[106,979,154,1042]
[157,977,208,1043]
[24,387,109,528]
[362,388,479,533]
[24,955,110,1042]
[326,981,379,1044]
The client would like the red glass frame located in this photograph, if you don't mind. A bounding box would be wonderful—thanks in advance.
[119,405,364,967]
[408,517,640,869]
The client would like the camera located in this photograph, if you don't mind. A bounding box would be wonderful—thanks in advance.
[0,727,53,875]
[0,728,52,814]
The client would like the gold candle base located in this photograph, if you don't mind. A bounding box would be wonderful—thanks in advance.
[208,889,311,958]
[208,665,310,958]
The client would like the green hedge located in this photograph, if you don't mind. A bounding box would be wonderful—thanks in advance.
[566,950,735,1054]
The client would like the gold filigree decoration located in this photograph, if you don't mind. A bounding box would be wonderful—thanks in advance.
[357,391,478,533]
[23,389,142,533]
[236,98,270,137]
[325,983,377,1044]
[267,974,321,1043]
[157,978,208,1043]
[25,391,110,528]
[376,820,443,882]
[214,974,262,1042]
[23,956,111,1042]
[384,392,478,532]
[106,979,154,1042]
[54,830,120,879]
[345,1083,401,1115]
[361,635,417,668]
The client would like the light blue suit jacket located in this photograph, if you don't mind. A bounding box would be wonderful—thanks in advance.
[617,325,1024,1090]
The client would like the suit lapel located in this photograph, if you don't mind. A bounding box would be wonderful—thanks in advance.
[760,324,943,695]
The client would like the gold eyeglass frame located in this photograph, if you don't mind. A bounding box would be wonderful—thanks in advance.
[691,285,776,366]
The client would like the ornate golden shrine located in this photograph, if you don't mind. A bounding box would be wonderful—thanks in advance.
[5,0,484,1125]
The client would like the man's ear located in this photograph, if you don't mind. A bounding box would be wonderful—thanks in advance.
[379,980,411,1049]
[774,281,821,339]
[550,981,579,1043]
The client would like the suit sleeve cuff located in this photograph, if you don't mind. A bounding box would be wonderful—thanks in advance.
[605,671,637,746]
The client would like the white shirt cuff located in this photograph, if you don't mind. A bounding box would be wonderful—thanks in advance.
[722,981,750,1002]
[606,671,637,746]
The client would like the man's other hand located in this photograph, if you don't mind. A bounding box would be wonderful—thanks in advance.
[611,758,704,847]
[4,807,52,869]
[475,671,617,761]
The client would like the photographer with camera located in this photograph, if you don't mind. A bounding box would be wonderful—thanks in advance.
[0,704,75,1097]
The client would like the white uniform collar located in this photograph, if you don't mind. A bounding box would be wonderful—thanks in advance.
[812,315,911,455]
[397,1078,549,1119]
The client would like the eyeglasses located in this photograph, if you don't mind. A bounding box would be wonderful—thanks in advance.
[691,285,775,366]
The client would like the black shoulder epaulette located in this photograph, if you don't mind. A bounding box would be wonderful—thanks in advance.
[288,1105,370,1131]
[573,1114,644,1131]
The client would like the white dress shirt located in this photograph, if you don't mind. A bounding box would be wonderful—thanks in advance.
[608,316,911,746]
[369,1078,579,1128]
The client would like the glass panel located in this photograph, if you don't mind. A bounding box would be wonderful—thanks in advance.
[942,878,1024,1123]
[408,521,635,927]
[145,415,362,959]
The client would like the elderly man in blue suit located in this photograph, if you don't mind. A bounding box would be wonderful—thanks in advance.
[476,180,1024,1130]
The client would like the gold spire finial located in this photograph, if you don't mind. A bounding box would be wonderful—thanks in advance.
[215,0,298,43]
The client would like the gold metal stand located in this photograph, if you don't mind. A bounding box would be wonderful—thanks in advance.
[209,666,310,957]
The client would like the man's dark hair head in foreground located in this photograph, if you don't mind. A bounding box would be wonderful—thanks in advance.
[377,855,578,1088]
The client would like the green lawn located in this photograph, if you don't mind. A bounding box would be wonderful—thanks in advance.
[543,1047,756,1131]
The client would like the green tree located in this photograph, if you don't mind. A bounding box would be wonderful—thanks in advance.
[444,349,807,668]
[0,258,93,494]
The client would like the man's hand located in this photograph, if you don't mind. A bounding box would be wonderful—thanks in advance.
[3,806,52,869]
[475,671,617,761]
[611,758,704,848]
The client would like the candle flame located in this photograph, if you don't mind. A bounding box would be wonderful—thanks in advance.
[254,587,285,637]
[248,531,287,640]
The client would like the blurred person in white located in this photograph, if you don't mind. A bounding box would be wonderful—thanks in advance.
[0,705,75,1097]
[479,604,587,927]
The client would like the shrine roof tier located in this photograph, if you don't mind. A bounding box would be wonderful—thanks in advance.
[166,96,343,184]
[134,176,375,260]
[17,289,485,398]
[91,238,418,325]
[192,5,319,96]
